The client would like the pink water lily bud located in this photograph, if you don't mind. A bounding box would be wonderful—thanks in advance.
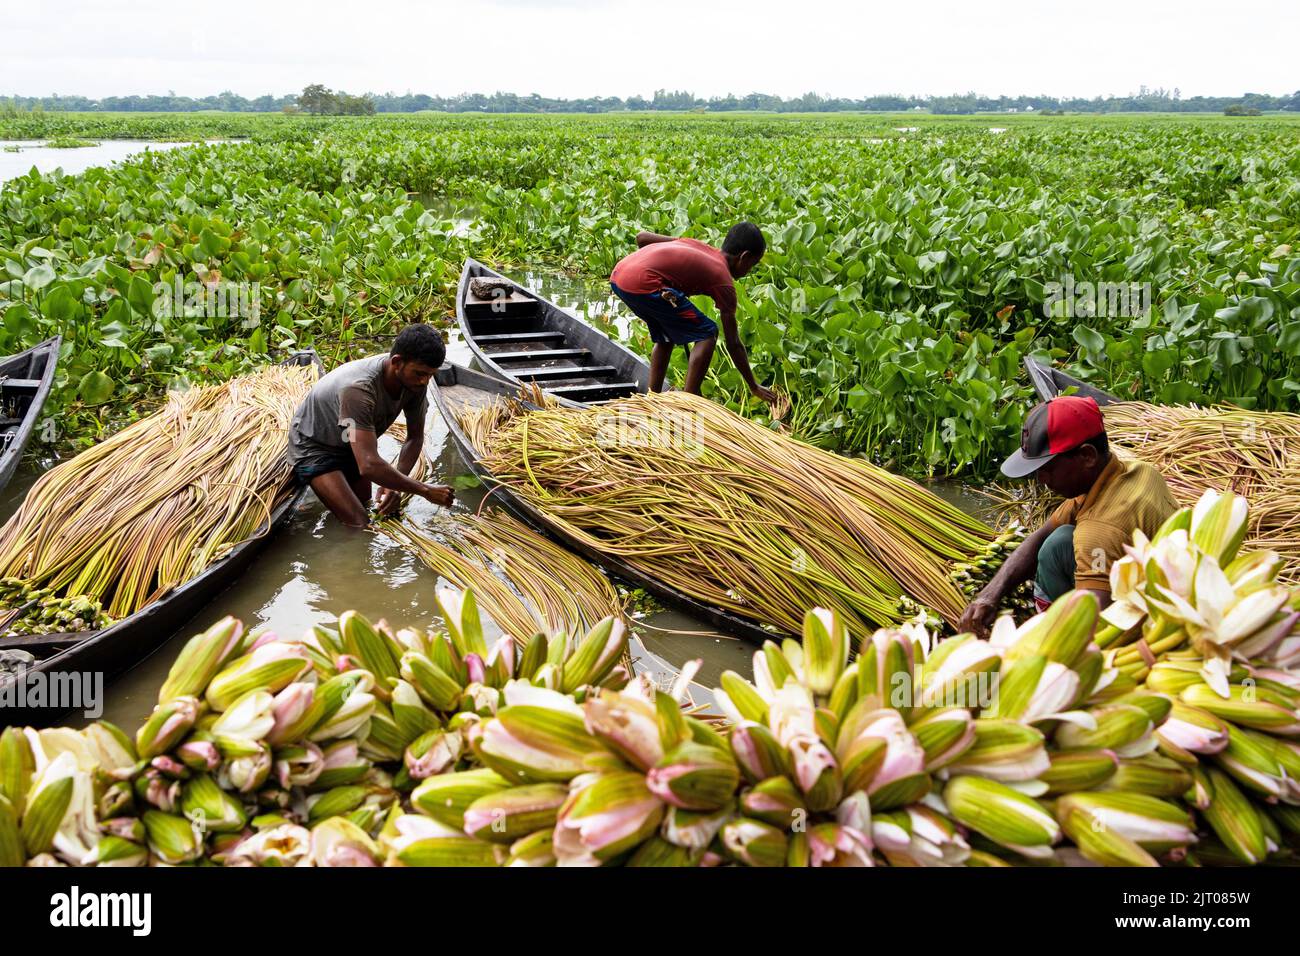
[267,683,316,745]
[221,742,272,793]
[150,755,189,779]
[465,653,487,686]
[1156,704,1230,757]
[583,690,664,771]
[247,629,281,652]
[275,743,325,788]
[310,817,383,867]
[137,768,181,812]
[553,771,665,865]
[176,739,221,773]
[808,822,874,867]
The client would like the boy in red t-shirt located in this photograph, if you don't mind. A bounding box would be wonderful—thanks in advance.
[610,222,776,402]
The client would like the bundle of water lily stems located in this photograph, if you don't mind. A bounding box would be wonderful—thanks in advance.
[0,363,317,628]
[459,391,1016,633]
[376,512,624,643]
[1104,402,1300,582]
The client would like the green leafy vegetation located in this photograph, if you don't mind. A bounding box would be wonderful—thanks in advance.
[1,112,1297,477]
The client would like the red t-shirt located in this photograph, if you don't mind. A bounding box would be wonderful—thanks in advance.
[611,238,737,316]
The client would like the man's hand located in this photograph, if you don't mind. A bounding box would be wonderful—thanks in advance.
[957,592,1000,640]
[751,383,778,404]
[422,483,455,508]
[374,488,401,517]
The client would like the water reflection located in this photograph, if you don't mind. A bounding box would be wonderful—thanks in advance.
[0,140,218,185]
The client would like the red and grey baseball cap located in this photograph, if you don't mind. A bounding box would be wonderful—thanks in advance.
[1001,396,1106,478]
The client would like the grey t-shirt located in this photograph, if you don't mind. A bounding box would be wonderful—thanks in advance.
[287,354,428,464]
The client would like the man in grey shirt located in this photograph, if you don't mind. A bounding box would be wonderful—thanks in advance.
[288,324,455,527]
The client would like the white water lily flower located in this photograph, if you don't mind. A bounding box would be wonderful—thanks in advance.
[1150,530,1198,599]
[1019,661,1082,724]
[27,750,101,866]
[26,727,99,774]
[500,679,585,716]
[212,690,276,741]
[988,613,1019,650]
[766,683,818,748]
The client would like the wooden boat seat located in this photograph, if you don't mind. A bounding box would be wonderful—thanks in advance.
[549,382,640,401]
[490,348,591,363]
[0,378,41,392]
[463,287,539,320]
[510,365,618,382]
[475,331,567,345]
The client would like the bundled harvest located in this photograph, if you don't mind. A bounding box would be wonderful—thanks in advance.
[459,390,1016,633]
[1097,488,1298,688]
[0,581,113,636]
[1102,402,1300,583]
[7,520,1299,866]
[376,512,623,644]
[0,364,317,631]
[0,585,638,868]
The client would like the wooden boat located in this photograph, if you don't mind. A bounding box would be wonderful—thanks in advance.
[0,350,324,728]
[456,258,650,407]
[0,337,60,493]
[1024,355,1119,406]
[432,362,777,645]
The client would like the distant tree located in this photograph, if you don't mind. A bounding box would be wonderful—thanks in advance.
[335,93,375,115]
[298,84,336,115]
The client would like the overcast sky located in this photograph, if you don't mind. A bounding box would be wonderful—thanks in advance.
[3,0,1296,100]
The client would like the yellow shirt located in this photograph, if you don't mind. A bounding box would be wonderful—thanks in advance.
[1049,454,1178,590]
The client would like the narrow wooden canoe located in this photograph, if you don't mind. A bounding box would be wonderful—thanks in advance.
[432,362,778,646]
[0,350,324,728]
[1024,356,1119,406]
[456,258,650,407]
[0,336,60,493]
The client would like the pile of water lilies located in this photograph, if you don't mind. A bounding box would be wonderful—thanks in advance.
[2,490,1299,867]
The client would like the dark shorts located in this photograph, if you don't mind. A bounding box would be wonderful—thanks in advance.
[292,450,362,487]
[1033,524,1076,611]
[611,281,719,345]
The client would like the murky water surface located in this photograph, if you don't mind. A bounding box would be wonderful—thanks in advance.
[0,139,224,185]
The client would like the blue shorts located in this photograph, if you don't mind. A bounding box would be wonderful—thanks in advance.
[611,281,719,345]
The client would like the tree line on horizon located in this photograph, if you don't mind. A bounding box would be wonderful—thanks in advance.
[3,84,1298,115]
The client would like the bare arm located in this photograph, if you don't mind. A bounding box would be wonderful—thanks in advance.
[349,427,452,505]
[375,414,426,515]
[393,409,424,477]
[636,231,677,248]
[718,310,774,401]
[957,520,1056,638]
[1078,584,1112,610]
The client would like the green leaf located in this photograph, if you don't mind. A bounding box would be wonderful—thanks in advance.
[23,264,56,291]
[78,370,116,405]
[1072,326,1106,356]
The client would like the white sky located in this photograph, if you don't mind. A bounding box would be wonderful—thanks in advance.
[2,0,1296,100]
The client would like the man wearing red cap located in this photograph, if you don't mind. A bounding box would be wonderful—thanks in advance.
[958,395,1177,638]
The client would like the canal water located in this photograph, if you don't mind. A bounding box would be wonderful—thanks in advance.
[0,140,213,185]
